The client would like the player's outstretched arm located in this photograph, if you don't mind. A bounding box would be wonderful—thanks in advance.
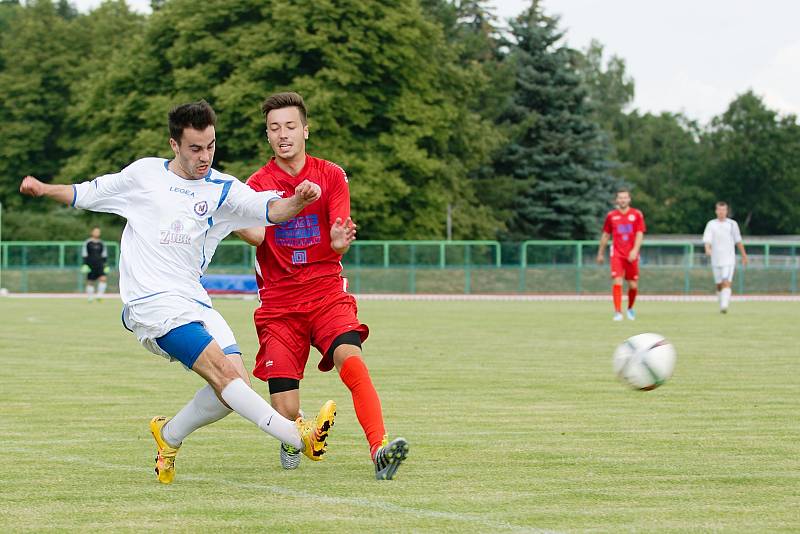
[20,175,75,205]
[331,217,357,255]
[267,180,321,223]
[235,227,265,246]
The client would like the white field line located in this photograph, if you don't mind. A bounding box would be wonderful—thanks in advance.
[1,448,556,534]
[5,292,800,302]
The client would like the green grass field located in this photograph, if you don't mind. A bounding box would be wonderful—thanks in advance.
[1,298,798,532]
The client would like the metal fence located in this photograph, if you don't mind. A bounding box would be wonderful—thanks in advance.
[1,240,798,294]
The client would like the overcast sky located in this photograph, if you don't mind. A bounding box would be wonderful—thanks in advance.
[71,0,800,123]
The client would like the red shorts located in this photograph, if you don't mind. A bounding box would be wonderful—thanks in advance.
[252,291,369,382]
[610,256,639,281]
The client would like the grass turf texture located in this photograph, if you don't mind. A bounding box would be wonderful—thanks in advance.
[1,298,798,532]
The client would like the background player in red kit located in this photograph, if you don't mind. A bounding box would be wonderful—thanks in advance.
[596,189,646,321]
[237,92,408,480]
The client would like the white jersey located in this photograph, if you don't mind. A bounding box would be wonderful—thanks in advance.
[702,218,742,267]
[73,157,280,306]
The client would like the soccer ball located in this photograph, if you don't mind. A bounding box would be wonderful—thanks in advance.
[613,333,676,391]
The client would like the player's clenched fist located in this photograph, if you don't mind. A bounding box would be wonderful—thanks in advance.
[20,175,46,197]
[293,180,321,206]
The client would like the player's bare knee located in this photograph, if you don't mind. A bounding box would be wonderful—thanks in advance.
[226,354,251,386]
[196,346,240,391]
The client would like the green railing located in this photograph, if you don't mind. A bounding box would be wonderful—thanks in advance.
[1,239,798,294]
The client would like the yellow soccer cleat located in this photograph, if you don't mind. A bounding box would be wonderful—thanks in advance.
[296,400,336,461]
[149,416,180,484]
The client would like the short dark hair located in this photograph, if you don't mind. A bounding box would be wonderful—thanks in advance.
[716,201,728,208]
[616,187,630,196]
[261,92,308,125]
[168,100,216,144]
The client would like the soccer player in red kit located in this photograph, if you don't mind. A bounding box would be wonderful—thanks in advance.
[596,189,646,321]
[236,92,408,480]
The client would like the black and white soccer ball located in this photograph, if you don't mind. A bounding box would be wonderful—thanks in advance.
[613,333,676,391]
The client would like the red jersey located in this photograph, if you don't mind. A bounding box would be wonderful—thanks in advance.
[247,155,350,308]
[603,208,646,259]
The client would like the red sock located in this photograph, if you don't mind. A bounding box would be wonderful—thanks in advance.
[339,356,386,458]
[628,288,637,309]
[612,284,622,312]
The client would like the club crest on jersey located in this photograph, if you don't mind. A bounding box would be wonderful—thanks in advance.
[194,200,208,217]
[628,214,636,221]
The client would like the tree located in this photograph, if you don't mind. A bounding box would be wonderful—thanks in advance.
[490,1,616,240]
[62,0,503,239]
[0,0,83,209]
[702,91,800,234]
[575,39,634,141]
[615,111,711,233]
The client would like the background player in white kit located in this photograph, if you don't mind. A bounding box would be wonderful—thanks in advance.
[19,100,336,484]
[703,201,748,313]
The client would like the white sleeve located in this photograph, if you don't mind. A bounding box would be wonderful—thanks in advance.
[73,168,133,217]
[732,221,742,243]
[221,179,282,230]
[702,221,712,244]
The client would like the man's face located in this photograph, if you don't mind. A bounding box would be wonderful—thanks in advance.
[170,126,215,179]
[616,192,631,210]
[716,204,728,219]
[266,107,308,161]
[91,228,100,239]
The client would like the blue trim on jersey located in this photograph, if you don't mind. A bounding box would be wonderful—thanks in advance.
[266,199,275,224]
[222,344,241,355]
[216,180,232,209]
[163,160,169,171]
[155,322,213,369]
[120,307,133,332]
[193,298,212,309]
[129,291,168,303]
[199,228,209,269]
[71,185,77,207]
[203,173,231,185]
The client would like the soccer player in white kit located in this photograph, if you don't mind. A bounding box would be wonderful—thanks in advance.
[702,201,748,313]
[19,100,336,484]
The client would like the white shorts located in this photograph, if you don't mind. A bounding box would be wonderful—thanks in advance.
[121,295,239,363]
[712,265,735,284]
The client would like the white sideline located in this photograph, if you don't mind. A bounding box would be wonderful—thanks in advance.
[4,292,800,302]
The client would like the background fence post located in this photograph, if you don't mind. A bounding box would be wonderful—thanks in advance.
[464,244,471,294]
[576,242,583,294]
[409,244,416,294]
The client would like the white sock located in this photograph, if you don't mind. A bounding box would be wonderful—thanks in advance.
[220,378,302,449]
[162,385,232,446]
[86,285,95,301]
[721,287,732,309]
[97,281,107,295]
[717,291,722,307]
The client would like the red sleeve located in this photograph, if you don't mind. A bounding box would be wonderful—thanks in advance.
[602,212,612,234]
[245,169,264,192]
[636,210,646,233]
[326,163,350,224]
